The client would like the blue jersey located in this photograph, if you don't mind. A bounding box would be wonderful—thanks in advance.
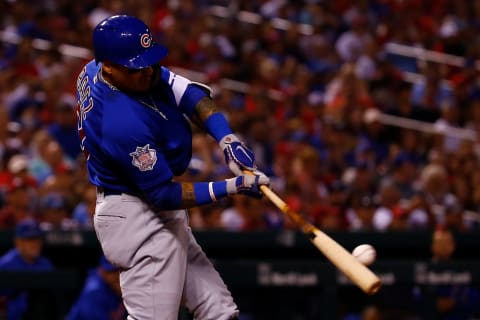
[66,269,126,320]
[76,61,209,209]
[0,249,54,271]
[0,249,54,320]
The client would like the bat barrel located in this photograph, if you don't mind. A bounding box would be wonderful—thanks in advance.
[310,229,382,295]
[251,173,382,295]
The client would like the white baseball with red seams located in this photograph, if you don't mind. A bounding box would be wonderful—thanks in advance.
[352,244,377,266]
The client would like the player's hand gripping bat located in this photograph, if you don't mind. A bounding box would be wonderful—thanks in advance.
[248,171,382,295]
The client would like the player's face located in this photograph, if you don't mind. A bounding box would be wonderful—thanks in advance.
[431,230,455,261]
[15,238,43,263]
[103,63,155,93]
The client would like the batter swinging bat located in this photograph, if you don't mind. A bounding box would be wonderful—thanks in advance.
[255,178,382,295]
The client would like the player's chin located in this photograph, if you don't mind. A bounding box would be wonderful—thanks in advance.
[139,85,152,92]
[132,82,153,93]
[142,77,155,91]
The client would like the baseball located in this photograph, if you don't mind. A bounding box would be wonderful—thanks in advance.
[352,244,376,266]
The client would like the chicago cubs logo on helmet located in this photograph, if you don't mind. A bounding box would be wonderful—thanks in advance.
[129,144,157,171]
[92,15,168,69]
[140,33,152,48]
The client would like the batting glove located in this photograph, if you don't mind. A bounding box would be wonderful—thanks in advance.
[219,134,256,176]
[226,170,270,199]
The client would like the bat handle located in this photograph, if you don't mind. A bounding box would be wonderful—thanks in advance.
[243,171,288,210]
[259,185,288,212]
[245,171,312,231]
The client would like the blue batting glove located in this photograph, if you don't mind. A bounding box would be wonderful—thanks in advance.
[226,170,270,199]
[219,134,256,176]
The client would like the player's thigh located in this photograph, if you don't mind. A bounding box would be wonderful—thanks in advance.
[120,210,191,320]
[93,195,137,267]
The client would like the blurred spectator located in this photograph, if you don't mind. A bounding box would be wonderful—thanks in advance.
[311,180,348,231]
[32,139,74,190]
[220,196,271,231]
[0,153,38,194]
[324,62,375,128]
[87,0,123,30]
[357,110,390,166]
[385,81,440,123]
[0,219,54,320]
[288,144,327,214]
[302,34,339,76]
[0,177,37,229]
[335,16,373,63]
[46,93,81,162]
[372,179,404,231]
[355,39,380,82]
[178,133,216,182]
[361,305,382,320]
[66,254,126,320]
[433,101,465,154]
[27,129,54,184]
[389,151,421,199]
[0,109,13,168]
[431,228,456,263]
[6,154,38,187]
[38,192,75,231]
[417,163,466,231]
[345,193,377,231]
[71,184,96,229]
[40,160,76,198]
[16,9,53,41]
[428,228,480,319]
[410,61,454,111]
[189,200,230,230]
[343,162,377,197]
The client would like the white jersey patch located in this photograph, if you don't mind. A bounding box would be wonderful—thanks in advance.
[129,144,157,171]
[168,72,190,106]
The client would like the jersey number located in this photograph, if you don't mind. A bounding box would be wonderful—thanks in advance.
[76,67,93,160]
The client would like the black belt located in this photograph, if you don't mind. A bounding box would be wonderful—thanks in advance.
[97,186,123,196]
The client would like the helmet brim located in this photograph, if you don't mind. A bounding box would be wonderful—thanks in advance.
[117,43,168,69]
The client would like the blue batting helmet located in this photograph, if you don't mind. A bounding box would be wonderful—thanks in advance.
[92,15,168,69]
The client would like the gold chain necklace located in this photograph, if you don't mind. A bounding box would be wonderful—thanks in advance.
[138,95,168,120]
[99,68,168,120]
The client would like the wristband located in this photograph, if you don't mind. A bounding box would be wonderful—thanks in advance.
[208,182,217,202]
[193,181,228,205]
[204,113,233,142]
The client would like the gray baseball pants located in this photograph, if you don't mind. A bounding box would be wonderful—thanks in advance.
[94,192,239,320]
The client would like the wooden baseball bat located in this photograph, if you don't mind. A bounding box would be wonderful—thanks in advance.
[256,181,382,295]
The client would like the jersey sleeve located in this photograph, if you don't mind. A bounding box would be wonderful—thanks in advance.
[159,66,212,118]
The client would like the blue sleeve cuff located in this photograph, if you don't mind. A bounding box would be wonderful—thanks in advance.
[204,113,233,142]
[193,181,228,205]
[179,85,209,118]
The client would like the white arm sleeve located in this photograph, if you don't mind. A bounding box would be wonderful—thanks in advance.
[168,71,191,106]
[167,71,213,106]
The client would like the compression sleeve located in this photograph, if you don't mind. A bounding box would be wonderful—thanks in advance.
[204,113,233,142]
[193,181,228,205]
[153,180,229,209]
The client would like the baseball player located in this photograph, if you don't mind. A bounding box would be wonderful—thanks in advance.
[75,15,270,320]
[66,254,126,320]
[0,219,54,320]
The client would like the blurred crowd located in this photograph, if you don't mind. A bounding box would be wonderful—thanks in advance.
[1,0,480,234]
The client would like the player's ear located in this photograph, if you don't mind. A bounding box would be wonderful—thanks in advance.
[102,62,114,75]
